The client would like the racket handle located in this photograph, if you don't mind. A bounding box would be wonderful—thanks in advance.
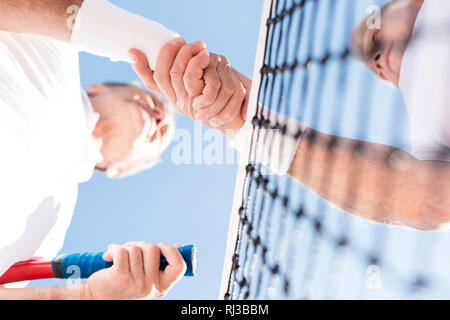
[52,245,196,279]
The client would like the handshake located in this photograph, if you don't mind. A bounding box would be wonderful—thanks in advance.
[128,39,251,135]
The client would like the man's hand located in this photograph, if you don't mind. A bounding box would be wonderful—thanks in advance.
[82,242,186,300]
[129,39,207,118]
[129,39,251,135]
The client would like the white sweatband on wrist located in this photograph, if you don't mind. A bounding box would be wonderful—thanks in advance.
[229,107,306,176]
[71,0,179,70]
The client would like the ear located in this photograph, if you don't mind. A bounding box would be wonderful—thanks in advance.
[105,163,124,179]
[87,84,108,97]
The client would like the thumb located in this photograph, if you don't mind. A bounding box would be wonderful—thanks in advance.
[129,49,162,94]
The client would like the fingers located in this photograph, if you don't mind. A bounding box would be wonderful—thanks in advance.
[208,70,247,128]
[103,242,185,299]
[154,38,187,104]
[127,245,145,283]
[194,56,236,125]
[159,243,187,291]
[184,50,210,97]
[233,69,252,121]
[193,54,222,110]
[103,244,130,273]
[170,41,207,114]
[129,49,160,94]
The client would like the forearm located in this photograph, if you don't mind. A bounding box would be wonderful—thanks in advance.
[0,0,83,42]
[289,128,450,230]
[0,283,85,300]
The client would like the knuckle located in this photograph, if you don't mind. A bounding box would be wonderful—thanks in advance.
[136,241,148,247]
[164,40,185,52]
[204,100,214,107]
[210,79,221,90]
[130,246,142,255]
[237,86,246,99]
[219,112,233,124]
[170,66,184,79]
[200,98,213,107]
[154,71,164,84]
[184,72,200,84]
[211,54,220,63]
[223,84,235,95]
[182,43,195,53]
[117,247,128,256]
[139,242,152,249]
[219,55,229,64]
[183,73,193,83]
[146,244,159,254]
[164,42,178,50]
[176,260,187,274]
[158,290,168,298]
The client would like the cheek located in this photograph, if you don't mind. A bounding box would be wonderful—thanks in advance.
[383,11,413,42]
[101,116,142,161]
[390,48,404,74]
[113,108,144,139]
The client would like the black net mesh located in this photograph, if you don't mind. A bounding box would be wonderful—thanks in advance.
[222,0,450,300]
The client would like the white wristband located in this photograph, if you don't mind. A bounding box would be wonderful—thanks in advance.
[71,0,179,70]
[229,108,306,176]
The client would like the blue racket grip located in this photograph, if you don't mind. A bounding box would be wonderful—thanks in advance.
[52,245,196,279]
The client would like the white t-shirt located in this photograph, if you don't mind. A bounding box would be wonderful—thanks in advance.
[0,31,102,281]
[399,0,450,161]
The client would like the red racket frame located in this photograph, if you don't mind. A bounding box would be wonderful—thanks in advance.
[0,258,54,285]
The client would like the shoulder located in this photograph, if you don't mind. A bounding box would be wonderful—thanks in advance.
[398,2,450,162]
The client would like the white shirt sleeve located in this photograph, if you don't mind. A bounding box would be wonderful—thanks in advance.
[71,0,180,70]
[229,107,306,175]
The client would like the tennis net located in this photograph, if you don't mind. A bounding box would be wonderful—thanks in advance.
[220,0,450,300]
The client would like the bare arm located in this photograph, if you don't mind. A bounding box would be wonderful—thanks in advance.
[289,128,450,231]
[131,45,450,231]
[0,0,83,42]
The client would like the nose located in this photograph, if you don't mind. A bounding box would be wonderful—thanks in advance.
[371,50,387,80]
[142,93,167,126]
[373,50,382,69]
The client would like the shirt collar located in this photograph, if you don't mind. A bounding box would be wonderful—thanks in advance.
[79,89,104,183]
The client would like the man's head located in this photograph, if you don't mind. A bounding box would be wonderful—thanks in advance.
[88,83,175,179]
[352,0,423,86]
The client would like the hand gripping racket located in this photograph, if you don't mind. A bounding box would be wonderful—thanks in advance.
[0,245,196,285]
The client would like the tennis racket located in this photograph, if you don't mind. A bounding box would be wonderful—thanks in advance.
[0,245,196,285]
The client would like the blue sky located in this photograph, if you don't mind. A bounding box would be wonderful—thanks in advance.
[28,0,263,299]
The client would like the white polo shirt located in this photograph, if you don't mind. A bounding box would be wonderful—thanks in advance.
[399,0,450,161]
[0,31,102,280]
